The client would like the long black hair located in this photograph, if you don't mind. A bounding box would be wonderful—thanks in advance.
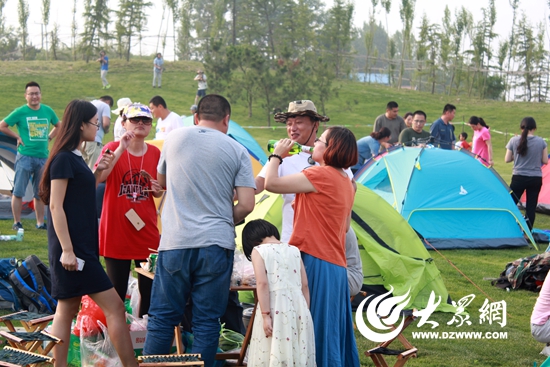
[517,117,537,157]
[468,116,489,129]
[39,100,97,205]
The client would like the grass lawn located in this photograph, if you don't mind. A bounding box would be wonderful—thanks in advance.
[1,59,550,366]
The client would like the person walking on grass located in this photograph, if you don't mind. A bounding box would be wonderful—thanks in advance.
[97,51,110,89]
[153,53,163,88]
[39,99,137,367]
[0,81,60,231]
[505,117,548,231]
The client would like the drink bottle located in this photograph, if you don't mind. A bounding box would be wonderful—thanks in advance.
[267,140,313,154]
[0,234,17,241]
[16,229,24,242]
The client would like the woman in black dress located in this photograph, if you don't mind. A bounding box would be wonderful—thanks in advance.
[39,100,138,367]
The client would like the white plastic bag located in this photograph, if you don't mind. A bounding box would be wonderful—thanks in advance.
[80,318,122,367]
[127,275,141,318]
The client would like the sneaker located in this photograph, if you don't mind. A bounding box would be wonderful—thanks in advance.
[36,223,47,230]
[102,85,106,89]
[106,84,111,89]
[12,222,23,230]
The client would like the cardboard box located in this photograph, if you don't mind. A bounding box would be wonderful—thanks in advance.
[131,330,178,356]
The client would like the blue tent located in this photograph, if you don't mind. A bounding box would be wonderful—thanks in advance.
[181,116,267,165]
[355,147,536,250]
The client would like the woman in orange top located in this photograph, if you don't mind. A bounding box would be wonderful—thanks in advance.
[264,126,359,367]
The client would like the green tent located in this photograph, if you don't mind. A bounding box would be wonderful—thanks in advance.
[352,183,455,313]
[237,185,455,313]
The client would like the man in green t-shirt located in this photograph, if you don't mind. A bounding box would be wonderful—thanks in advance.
[398,110,431,147]
[0,81,59,231]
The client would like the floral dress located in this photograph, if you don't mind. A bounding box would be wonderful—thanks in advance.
[247,243,316,367]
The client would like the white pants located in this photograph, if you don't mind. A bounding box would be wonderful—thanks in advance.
[153,70,162,87]
[101,70,109,86]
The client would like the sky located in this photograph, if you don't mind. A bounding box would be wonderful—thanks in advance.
[2,0,549,61]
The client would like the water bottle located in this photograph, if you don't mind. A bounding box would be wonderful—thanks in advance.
[267,140,313,154]
[16,229,24,242]
[0,234,17,241]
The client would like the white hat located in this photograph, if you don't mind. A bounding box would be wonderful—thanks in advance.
[112,97,132,115]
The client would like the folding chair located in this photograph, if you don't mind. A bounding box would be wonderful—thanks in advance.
[137,353,204,366]
[0,330,61,356]
[364,309,418,367]
[0,312,54,333]
[0,346,54,367]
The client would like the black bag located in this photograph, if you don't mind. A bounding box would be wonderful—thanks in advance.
[9,255,57,313]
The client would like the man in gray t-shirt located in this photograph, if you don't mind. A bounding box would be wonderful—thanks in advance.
[82,96,113,169]
[144,95,255,367]
[373,101,406,145]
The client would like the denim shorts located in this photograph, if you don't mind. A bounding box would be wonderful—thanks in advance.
[13,154,46,199]
[196,89,207,97]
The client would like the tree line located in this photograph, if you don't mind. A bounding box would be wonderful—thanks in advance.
[0,0,548,120]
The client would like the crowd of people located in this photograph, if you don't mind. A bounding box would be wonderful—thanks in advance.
[2,76,550,366]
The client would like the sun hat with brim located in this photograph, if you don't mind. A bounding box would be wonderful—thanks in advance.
[124,103,153,119]
[112,97,132,115]
[274,100,329,123]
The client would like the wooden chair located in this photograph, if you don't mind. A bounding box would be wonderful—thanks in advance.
[0,312,54,333]
[0,330,61,356]
[137,353,204,366]
[0,346,54,367]
[364,309,418,367]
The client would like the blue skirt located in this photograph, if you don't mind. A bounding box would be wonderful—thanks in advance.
[302,253,359,367]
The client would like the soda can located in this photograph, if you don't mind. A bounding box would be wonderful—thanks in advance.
[148,254,158,273]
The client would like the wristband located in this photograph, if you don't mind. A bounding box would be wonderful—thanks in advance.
[268,154,283,165]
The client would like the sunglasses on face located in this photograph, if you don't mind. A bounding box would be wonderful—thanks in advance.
[128,117,153,125]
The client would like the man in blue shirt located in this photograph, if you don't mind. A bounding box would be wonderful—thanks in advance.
[430,103,456,150]
[97,50,110,89]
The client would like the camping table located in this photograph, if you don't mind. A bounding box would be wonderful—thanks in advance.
[134,266,257,367]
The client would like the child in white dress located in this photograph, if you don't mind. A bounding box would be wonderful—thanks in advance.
[242,219,316,366]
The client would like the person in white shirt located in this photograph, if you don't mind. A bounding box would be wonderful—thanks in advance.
[112,97,132,142]
[82,96,113,169]
[149,96,181,140]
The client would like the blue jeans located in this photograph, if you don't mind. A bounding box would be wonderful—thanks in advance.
[144,246,233,367]
[13,154,46,199]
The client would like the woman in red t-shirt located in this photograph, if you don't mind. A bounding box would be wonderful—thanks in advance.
[264,126,360,367]
[95,103,164,317]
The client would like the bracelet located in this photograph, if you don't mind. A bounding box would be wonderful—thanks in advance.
[268,154,283,165]
[261,311,270,315]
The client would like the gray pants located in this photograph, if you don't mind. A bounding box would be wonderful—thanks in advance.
[153,70,162,87]
[532,322,550,343]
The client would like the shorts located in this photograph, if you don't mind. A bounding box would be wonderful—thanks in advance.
[197,89,207,97]
[13,154,46,199]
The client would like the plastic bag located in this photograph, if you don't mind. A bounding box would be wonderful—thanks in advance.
[218,323,244,352]
[80,319,122,367]
[127,312,147,331]
[74,296,107,337]
[231,250,256,286]
[127,275,141,318]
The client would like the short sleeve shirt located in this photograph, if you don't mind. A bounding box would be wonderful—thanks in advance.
[91,100,111,143]
[3,104,59,158]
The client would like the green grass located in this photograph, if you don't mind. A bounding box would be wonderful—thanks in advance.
[1,59,550,366]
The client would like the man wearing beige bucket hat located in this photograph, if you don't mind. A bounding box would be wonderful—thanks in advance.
[112,97,133,142]
[256,100,363,297]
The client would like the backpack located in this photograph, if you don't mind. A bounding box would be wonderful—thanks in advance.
[492,252,550,292]
[9,255,57,314]
[0,257,21,311]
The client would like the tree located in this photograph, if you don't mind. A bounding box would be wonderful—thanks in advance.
[321,0,354,78]
[71,0,77,60]
[164,0,179,59]
[50,22,60,60]
[80,0,110,62]
[505,0,520,100]
[397,0,415,89]
[380,0,392,81]
[448,6,472,95]
[514,15,535,101]
[177,0,192,60]
[18,0,29,61]
[226,45,263,117]
[115,0,152,61]
[41,0,50,59]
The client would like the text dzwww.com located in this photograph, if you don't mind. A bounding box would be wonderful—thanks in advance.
[412,331,508,340]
